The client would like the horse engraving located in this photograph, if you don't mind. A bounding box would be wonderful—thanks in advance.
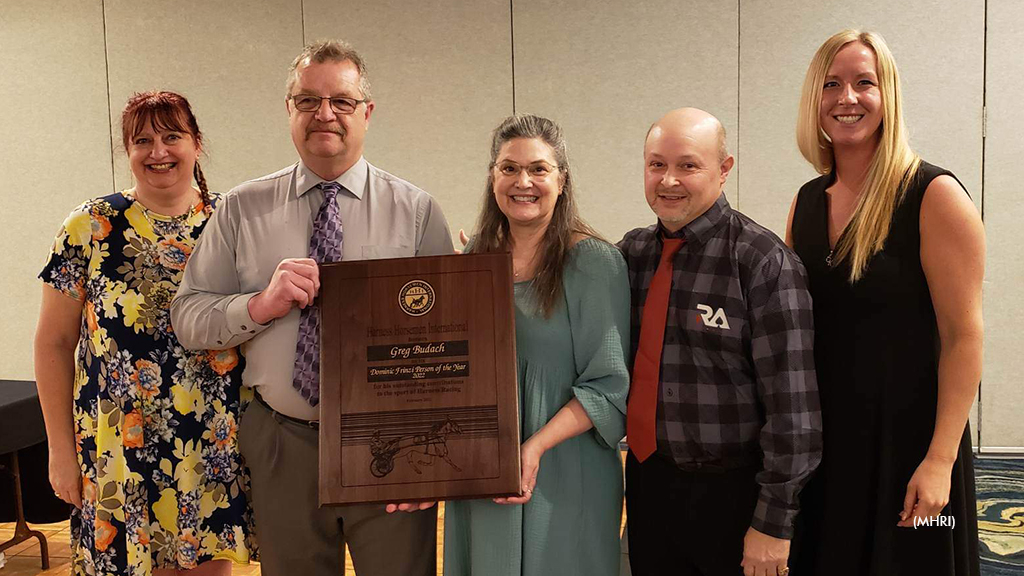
[368,417,463,478]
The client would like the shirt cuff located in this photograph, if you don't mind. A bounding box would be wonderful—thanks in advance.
[223,293,271,343]
[750,492,797,540]
[572,386,625,450]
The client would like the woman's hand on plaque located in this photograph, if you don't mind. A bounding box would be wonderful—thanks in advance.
[493,436,543,505]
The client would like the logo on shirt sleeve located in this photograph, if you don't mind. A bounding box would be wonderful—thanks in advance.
[695,304,731,329]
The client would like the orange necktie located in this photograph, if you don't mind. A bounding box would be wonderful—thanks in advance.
[627,237,684,462]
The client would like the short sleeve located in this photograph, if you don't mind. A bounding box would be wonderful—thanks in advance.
[39,202,101,301]
[564,239,632,449]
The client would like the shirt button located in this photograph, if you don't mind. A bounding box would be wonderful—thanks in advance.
[667,388,674,397]
[241,325,248,330]
[216,340,223,345]
[250,330,256,334]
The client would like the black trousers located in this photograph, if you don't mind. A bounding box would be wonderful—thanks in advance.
[625,451,760,576]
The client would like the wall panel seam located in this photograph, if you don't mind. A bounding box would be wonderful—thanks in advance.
[101,0,116,192]
[509,0,516,114]
[980,0,987,223]
[976,0,988,450]
[736,0,741,208]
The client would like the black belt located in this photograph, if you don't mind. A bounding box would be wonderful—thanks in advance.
[253,391,319,430]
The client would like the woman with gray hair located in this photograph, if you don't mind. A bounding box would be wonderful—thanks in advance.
[443,114,630,576]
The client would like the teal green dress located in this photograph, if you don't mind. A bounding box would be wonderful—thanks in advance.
[444,238,630,576]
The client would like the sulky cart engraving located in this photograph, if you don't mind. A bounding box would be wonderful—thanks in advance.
[368,417,464,477]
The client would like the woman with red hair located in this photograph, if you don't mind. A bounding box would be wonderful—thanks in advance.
[35,91,256,576]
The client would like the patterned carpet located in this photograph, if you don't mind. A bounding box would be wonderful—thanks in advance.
[977,458,1024,575]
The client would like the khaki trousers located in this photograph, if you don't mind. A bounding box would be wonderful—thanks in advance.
[239,399,437,576]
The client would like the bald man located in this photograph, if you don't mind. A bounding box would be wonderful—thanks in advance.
[618,108,822,576]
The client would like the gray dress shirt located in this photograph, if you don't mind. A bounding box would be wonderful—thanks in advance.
[171,158,454,420]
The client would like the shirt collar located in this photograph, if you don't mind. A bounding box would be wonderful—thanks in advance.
[658,192,730,247]
[295,157,369,200]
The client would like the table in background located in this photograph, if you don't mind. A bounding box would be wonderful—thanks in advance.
[0,379,68,569]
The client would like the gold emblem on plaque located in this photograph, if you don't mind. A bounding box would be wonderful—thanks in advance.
[399,280,435,316]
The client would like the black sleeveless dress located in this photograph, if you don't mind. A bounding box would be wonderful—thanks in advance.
[790,161,980,575]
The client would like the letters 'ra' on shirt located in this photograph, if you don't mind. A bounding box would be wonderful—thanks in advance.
[171,158,454,421]
[617,193,822,540]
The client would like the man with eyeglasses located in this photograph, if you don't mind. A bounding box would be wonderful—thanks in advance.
[171,40,452,576]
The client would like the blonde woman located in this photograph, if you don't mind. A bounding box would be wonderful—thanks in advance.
[786,30,982,575]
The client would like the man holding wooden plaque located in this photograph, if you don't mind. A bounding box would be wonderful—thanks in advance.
[171,40,453,576]
[318,252,522,508]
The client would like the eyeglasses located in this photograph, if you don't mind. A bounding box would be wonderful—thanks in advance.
[492,161,561,181]
[288,93,368,114]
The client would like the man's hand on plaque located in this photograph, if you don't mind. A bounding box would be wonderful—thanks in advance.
[248,258,320,324]
[493,436,544,505]
[384,501,437,514]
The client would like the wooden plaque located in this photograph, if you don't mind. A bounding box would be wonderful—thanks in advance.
[318,252,521,505]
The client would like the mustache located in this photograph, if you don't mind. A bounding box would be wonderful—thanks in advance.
[306,122,345,139]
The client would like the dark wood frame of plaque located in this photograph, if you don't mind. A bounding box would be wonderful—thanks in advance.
[318,252,521,505]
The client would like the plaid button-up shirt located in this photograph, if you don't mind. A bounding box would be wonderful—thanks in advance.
[618,193,822,539]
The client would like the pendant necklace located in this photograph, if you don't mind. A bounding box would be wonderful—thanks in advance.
[824,191,839,268]
[134,190,197,236]
[139,203,192,237]
[513,255,535,280]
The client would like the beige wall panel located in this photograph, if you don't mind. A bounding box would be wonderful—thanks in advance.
[980,0,1024,450]
[0,1,112,379]
[304,0,513,237]
[104,0,302,195]
[513,0,738,242]
[739,0,984,237]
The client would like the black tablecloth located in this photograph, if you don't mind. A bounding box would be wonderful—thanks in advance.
[0,379,70,523]
[1,380,47,454]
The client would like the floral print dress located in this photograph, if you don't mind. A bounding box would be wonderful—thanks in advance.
[39,189,257,576]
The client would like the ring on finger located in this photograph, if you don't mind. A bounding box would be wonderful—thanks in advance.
[777,567,790,576]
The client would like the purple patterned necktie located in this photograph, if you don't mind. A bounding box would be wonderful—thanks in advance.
[292,181,344,406]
